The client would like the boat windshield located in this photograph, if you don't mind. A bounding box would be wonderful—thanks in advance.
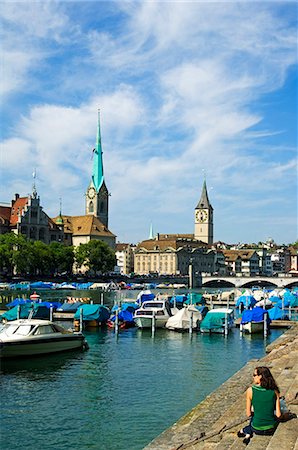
[1,324,34,336]
[143,302,163,309]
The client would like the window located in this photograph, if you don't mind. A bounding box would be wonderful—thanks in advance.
[89,201,94,213]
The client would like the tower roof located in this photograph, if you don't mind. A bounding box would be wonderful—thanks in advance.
[92,110,104,192]
[196,180,213,209]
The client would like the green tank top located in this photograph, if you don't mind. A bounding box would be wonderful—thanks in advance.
[252,385,277,430]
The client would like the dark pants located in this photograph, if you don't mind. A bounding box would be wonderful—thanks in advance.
[243,418,278,436]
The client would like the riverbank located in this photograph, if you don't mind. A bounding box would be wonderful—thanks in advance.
[144,323,298,450]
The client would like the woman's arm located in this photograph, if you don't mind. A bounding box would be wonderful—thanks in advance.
[246,387,253,417]
[275,391,281,418]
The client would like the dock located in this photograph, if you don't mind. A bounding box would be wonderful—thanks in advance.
[144,323,298,450]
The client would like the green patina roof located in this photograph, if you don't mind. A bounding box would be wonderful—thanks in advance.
[92,111,104,191]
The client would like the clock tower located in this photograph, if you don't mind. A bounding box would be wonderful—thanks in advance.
[194,180,213,244]
[86,111,109,227]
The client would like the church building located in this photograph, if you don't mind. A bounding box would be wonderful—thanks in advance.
[133,181,215,275]
[54,112,116,249]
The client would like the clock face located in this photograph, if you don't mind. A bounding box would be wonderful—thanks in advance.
[195,210,208,223]
[88,187,96,199]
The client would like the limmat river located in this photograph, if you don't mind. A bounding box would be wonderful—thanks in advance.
[0,289,284,450]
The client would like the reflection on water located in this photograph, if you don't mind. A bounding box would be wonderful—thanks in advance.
[0,289,285,450]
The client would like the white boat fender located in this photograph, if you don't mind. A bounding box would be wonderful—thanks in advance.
[82,340,89,351]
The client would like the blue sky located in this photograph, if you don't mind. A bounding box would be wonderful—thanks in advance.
[1,1,297,245]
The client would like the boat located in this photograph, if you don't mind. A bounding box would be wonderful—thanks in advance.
[133,299,178,329]
[200,308,234,334]
[107,302,138,330]
[241,306,271,334]
[166,304,208,331]
[73,304,110,329]
[0,319,88,358]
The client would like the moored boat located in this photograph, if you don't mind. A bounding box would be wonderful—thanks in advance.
[0,319,88,358]
[241,306,271,334]
[133,299,178,329]
[200,308,234,334]
[166,304,208,331]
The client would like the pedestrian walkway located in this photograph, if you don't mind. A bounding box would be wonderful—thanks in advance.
[144,324,298,450]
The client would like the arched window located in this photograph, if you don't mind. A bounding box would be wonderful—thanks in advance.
[89,201,94,213]
[100,201,104,213]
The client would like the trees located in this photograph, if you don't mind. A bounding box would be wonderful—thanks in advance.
[74,240,116,274]
[0,233,115,277]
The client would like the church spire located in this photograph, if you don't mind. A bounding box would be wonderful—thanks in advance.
[92,110,104,192]
[196,179,212,209]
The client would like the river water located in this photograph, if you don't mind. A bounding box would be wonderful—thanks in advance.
[0,289,283,450]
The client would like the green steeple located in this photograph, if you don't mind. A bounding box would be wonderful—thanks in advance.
[92,110,104,192]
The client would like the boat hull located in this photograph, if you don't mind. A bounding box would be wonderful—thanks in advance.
[242,321,264,334]
[134,316,168,329]
[0,335,87,358]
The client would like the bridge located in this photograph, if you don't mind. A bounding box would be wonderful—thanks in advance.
[198,275,298,289]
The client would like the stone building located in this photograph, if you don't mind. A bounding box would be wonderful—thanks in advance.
[134,234,215,276]
[222,250,260,276]
[0,190,63,244]
[115,243,136,275]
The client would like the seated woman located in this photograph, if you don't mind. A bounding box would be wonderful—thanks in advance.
[238,366,281,445]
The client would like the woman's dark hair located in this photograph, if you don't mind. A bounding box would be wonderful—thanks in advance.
[255,366,280,392]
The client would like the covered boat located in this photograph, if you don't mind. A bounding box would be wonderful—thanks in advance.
[166,305,208,331]
[200,308,234,334]
[241,306,271,334]
[0,319,88,358]
[73,304,110,329]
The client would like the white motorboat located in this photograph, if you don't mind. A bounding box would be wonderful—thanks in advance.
[0,319,88,358]
[133,300,178,329]
[240,306,270,334]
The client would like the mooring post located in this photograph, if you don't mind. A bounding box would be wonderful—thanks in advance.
[80,307,83,332]
[264,312,268,338]
[189,312,193,335]
[17,305,21,320]
[224,313,228,337]
[152,311,156,336]
[289,307,292,320]
[100,292,104,305]
[50,306,53,322]
[240,322,243,338]
[115,308,119,334]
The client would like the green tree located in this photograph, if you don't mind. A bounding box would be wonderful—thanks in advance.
[49,242,74,275]
[0,233,30,275]
[74,240,116,274]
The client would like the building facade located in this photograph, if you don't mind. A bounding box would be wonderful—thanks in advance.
[0,192,63,244]
[134,234,214,276]
[115,243,136,275]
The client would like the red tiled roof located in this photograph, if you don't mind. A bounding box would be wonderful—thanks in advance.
[0,206,11,223]
[10,197,28,225]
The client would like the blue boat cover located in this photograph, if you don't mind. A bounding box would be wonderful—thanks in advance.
[170,295,187,306]
[1,303,33,321]
[30,281,54,289]
[137,293,155,304]
[241,306,270,324]
[236,295,257,308]
[57,302,83,312]
[185,293,205,305]
[6,298,32,309]
[268,305,288,320]
[74,304,110,322]
[283,291,298,307]
[277,298,290,308]
[110,310,134,323]
[200,311,232,330]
